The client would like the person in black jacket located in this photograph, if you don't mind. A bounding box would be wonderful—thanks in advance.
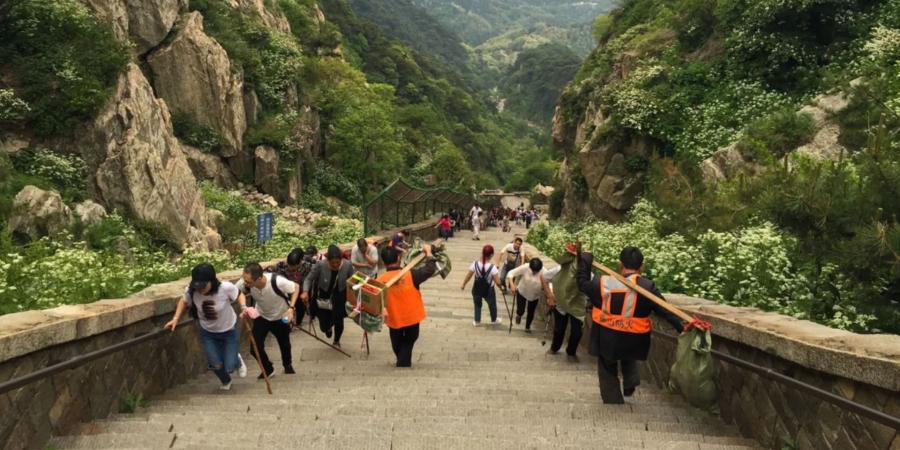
[575,246,685,404]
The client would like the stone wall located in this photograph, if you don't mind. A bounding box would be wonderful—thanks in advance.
[0,218,440,450]
[639,295,900,450]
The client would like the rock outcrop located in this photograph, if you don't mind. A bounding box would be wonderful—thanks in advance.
[147,12,247,157]
[80,0,185,55]
[74,201,108,227]
[701,90,853,183]
[551,98,647,221]
[225,0,291,34]
[9,186,74,240]
[183,145,239,189]
[81,64,219,250]
[254,145,281,201]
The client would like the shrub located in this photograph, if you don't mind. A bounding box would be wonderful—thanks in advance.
[736,108,816,159]
[0,89,30,123]
[171,112,224,153]
[0,0,129,135]
[10,148,87,201]
[199,182,257,242]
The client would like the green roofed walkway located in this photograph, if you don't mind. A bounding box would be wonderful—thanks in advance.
[50,224,759,450]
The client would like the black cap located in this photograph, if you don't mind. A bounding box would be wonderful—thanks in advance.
[190,263,216,290]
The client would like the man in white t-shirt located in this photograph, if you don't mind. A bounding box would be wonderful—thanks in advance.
[351,238,379,277]
[236,262,300,378]
[497,237,526,286]
[507,258,558,332]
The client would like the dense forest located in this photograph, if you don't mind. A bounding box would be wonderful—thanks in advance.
[538,0,900,333]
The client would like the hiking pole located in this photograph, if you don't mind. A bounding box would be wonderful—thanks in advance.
[296,320,352,358]
[243,317,273,395]
[499,288,513,333]
[590,261,693,323]
[541,304,555,346]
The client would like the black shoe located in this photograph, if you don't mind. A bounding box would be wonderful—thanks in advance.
[325,329,333,339]
[546,349,558,355]
[515,315,521,325]
[623,387,635,397]
[284,366,296,375]
[566,354,580,363]
[332,341,341,348]
[257,369,275,380]
[524,327,532,333]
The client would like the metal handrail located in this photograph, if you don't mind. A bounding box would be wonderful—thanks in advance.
[0,319,194,396]
[652,330,900,431]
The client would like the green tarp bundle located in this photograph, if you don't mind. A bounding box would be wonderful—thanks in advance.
[550,252,585,320]
[403,238,451,279]
[668,328,719,412]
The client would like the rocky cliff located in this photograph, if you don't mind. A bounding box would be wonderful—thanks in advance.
[3,0,326,249]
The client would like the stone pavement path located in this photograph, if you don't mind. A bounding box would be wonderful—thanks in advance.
[51,225,760,450]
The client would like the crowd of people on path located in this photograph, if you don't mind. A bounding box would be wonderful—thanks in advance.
[165,204,698,406]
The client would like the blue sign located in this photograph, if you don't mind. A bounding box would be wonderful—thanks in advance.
[256,212,274,243]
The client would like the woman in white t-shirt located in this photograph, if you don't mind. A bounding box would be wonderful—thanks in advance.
[164,263,248,390]
[460,245,504,326]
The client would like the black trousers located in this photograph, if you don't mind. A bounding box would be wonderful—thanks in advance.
[515,293,539,329]
[389,323,420,367]
[597,355,640,404]
[317,306,345,343]
[294,301,307,325]
[250,317,292,372]
[550,309,583,356]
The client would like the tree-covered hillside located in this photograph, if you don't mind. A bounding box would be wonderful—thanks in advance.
[499,43,582,124]
[550,0,900,333]
[411,0,614,45]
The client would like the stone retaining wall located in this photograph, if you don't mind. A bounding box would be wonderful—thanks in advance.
[640,295,900,450]
[0,219,440,450]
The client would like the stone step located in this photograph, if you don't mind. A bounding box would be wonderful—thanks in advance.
[50,226,759,450]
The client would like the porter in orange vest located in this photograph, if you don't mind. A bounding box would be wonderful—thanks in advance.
[575,246,685,404]
[377,245,438,367]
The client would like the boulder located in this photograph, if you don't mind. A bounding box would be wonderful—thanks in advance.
[183,145,238,189]
[80,0,185,55]
[147,12,247,157]
[795,124,845,161]
[0,133,30,155]
[254,145,280,202]
[206,209,226,229]
[9,186,74,240]
[80,64,215,250]
[74,201,107,227]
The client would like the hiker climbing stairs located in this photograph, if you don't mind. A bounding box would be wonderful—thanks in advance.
[50,224,761,450]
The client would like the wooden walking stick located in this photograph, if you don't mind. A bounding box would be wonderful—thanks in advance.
[297,316,352,358]
[501,289,513,334]
[242,317,272,395]
[590,261,693,323]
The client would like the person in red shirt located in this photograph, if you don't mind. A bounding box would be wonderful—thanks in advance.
[436,214,452,241]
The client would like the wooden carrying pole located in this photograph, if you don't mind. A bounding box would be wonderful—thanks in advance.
[591,261,693,323]
[243,317,273,394]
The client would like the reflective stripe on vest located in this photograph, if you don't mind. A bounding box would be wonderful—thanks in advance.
[377,270,426,329]
[593,274,652,334]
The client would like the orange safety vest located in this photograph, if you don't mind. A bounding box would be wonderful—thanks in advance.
[377,270,426,329]
[593,274,652,334]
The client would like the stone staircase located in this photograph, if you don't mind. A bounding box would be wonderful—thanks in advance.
[50,225,760,450]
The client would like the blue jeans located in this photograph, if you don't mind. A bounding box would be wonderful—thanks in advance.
[199,325,240,385]
[472,289,498,323]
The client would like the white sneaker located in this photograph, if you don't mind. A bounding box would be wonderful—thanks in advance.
[220,381,232,391]
[473,321,481,327]
[491,318,502,325]
[237,354,247,378]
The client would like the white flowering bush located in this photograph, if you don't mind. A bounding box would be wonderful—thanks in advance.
[11,148,87,199]
[0,89,30,122]
[0,209,362,315]
[670,81,792,161]
[864,25,900,62]
[525,200,883,330]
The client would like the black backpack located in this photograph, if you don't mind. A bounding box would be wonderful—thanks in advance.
[472,263,494,297]
[243,273,291,308]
